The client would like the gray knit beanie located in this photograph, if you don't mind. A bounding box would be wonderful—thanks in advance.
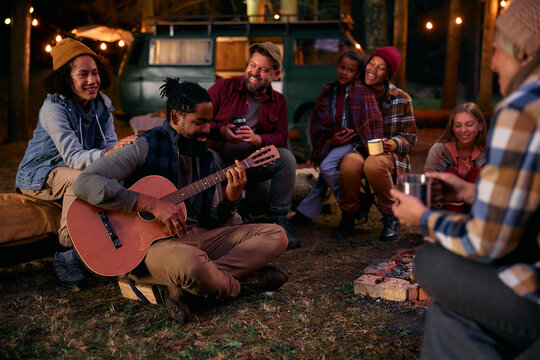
[495,0,540,58]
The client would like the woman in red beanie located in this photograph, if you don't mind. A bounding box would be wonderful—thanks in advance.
[337,46,417,241]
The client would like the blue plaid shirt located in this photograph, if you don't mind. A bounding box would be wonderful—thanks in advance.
[421,67,540,305]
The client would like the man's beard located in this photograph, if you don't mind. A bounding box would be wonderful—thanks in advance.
[244,72,271,94]
[178,135,207,156]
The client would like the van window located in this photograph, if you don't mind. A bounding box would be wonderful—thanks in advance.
[149,39,212,65]
[294,38,350,66]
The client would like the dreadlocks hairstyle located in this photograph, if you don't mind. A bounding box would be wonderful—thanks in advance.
[44,54,113,98]
[159,78,212,120]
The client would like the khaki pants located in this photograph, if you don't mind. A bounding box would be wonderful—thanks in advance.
[339,152,396,215]
[20,167,81,247]
[128,223,288,299]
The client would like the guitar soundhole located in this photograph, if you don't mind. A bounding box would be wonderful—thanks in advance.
[139,211,156,221]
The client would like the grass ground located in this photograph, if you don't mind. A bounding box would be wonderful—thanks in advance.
[0,74,431,359]
[0,121,427,359]
[0,210,426,360]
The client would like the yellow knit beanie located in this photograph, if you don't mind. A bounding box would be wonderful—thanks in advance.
[50,38,97,70]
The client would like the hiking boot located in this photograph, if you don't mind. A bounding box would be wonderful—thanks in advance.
[53,249,85,289]
[273,215,301,249]
[239,265,288,296]
[155,285,192,324]
[334,213,356,240]
[380,213,400,242]
[289,211,312,227]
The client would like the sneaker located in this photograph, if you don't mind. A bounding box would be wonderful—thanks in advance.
[273,215,301,249]
[380,213,400,242]
[289,211,312,227]
[239,266,288,296]
[334,213,356,240]
[155,285,192,324]
[53,249,85,289]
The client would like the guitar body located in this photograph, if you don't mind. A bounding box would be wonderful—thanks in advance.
[67,175,186,277]
[67,145,279,277]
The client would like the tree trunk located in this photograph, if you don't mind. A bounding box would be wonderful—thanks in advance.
[340,0,352,16]
[361,0,388,54]
[393,0,408,90]
[140,0,155,34]
[478,0,498,111]
[441,0,461,110]
[7,0,31,143]
[463,0,482,102]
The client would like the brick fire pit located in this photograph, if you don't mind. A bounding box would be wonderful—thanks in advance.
[354,247,432,305]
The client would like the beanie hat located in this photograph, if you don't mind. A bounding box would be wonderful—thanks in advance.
[496,0,540,58]
[368,46,401,79]
[249,42,282,70]
[50,38,97,70]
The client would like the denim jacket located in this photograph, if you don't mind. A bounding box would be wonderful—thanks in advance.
[15,92,117,190]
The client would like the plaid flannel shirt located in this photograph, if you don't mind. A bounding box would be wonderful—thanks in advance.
[379,83,417,175]
[420,67,540,305]
[310,80,383,166]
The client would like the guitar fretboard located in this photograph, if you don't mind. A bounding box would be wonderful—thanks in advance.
[161,159,252,204]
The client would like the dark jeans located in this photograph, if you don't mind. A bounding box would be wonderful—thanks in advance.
[212,147,296,216]
[415,243,540,359]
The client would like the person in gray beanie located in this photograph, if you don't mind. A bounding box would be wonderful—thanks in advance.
[391,0,540,358]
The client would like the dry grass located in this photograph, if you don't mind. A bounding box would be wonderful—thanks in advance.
[0,204,426,359]
[0,75,428,359]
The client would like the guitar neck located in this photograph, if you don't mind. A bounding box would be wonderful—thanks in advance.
[161,159,250,204]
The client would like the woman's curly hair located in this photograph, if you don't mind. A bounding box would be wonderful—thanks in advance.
[44,54,113,98]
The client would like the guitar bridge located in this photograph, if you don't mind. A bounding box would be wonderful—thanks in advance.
[98,211,121,249]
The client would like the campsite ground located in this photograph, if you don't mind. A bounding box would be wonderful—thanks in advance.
[0,76,442,358]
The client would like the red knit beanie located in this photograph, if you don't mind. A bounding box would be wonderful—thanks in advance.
[368,46,402,79]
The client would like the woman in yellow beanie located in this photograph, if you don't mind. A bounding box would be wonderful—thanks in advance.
[15,37,136,288]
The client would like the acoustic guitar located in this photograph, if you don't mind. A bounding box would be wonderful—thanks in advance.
[67,145,279,277]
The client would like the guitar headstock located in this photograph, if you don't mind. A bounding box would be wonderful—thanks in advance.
[245,145,280,168]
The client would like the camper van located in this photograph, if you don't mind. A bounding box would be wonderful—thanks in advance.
[118,16,357,160]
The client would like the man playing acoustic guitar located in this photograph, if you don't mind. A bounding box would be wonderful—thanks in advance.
[72,79,288,324]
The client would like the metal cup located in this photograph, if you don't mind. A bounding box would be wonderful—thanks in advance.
[396,174,432,208]
[368,138,383,156]
[231,116,246,129]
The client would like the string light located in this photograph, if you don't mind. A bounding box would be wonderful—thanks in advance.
[455,17,462,25]
[426,21,433,30]
[274,14,280,20]
[55,35,62,42]
[100,43,107,50]
[29,7,34,13]
[500,0,507,7]
[4,18,11,25]
[45,44,52,52]
[118,40,125,47]
[32,19,38,26]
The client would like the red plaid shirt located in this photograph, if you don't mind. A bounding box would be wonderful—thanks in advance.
[378,82,417,175]
[310,80,383,166]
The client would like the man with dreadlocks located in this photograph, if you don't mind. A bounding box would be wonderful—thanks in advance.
[73,78,288,324]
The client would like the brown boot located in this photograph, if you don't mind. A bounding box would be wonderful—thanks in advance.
[156,285,193,324]
[239,266,288,296]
